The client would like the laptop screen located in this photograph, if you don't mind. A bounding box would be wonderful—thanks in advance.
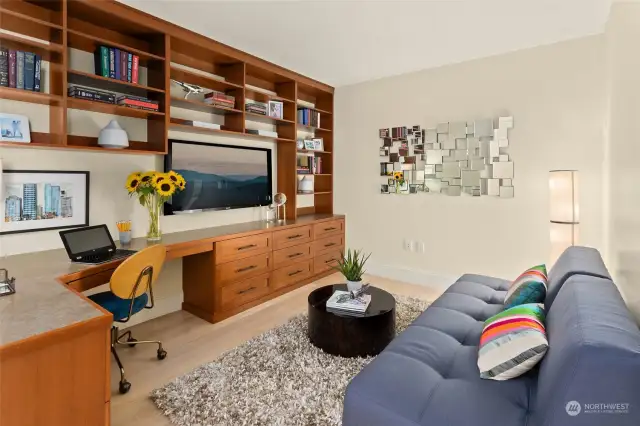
[60,225,114,257]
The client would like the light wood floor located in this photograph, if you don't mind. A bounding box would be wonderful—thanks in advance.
[110,273,442,426]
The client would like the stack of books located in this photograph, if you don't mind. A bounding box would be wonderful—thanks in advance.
[94,46,139,84]
[117,95,159,111]
[204,91,235,109]
[68,85,116,104]
[181,121,221,130]
[297,156,323,174]
[297,108,321,128]
[326,290,371,316]
[0,49,42,92]
[246,129,278,138]
[246,101,267,115]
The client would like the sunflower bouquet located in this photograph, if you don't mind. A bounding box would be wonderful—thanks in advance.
[125,170,186,241]
[393,171,405,194]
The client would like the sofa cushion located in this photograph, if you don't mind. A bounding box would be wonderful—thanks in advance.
[503,265,547,309]
[478,303,548,380]
[545,246,611,309]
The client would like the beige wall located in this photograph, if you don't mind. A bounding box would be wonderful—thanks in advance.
[335,36,608,287]
[605,2,640,319]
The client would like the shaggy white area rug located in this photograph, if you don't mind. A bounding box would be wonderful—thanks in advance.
[151,295,430,426]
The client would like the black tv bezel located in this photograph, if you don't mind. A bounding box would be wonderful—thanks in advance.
[164,139,274,215]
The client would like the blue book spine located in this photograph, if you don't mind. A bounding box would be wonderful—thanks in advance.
[24,52,35,91]
[109,48,116,78]
[16,51,24,89]
[114,48,121,80]
[34,55,41,92]
[127,53,132,82]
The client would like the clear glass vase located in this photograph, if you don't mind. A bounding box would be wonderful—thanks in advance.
[146,194,162,241]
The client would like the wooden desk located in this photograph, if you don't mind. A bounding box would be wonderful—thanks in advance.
[0,214,345,426]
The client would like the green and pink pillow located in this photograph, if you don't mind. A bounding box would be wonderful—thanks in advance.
[503,265,547,309]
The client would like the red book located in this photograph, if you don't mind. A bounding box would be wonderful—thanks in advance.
[119,99,158,110]
[131,55,139,84]
[8,50,16,88]
[120,51,127,81]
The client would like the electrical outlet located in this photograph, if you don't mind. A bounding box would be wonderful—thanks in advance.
[403,239,413,251]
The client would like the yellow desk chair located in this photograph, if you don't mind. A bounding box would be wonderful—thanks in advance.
[88,245,167,394]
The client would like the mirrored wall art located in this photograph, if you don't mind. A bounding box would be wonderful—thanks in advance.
[378,116,514,197]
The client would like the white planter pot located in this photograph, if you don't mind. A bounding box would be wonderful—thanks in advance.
[346,280,363,292]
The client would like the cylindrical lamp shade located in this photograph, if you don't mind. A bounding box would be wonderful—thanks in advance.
[549,170,579,264]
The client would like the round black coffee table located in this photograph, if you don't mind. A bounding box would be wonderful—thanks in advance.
[308,284,396,358]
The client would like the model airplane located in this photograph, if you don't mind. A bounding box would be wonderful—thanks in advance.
[171,79,204,99]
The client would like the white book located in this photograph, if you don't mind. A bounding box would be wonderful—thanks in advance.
[192,121,220,130]
[326,290,371,313]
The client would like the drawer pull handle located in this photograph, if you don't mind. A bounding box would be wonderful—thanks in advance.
[288,270,303,277]
[237,244,257,251]
[324,242,336,248]
[288,252,303,258]
[324,227,337,231]
[237,286,257,295]
[287,234,303,240]
[236,265,257,273]
[325,258,336,264]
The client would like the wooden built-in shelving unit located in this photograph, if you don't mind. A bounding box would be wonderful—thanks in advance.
[0,0,334,220]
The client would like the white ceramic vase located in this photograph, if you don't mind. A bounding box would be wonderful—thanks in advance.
[98,119,129,149]
[346,280,362,292]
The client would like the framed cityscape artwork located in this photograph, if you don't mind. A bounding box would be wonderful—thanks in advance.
[1,170,90,235]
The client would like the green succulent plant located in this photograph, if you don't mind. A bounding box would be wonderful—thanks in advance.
[333,249,371,282]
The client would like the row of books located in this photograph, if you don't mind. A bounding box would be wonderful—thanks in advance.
[246,101,267,115]
[297,156,323,174]
[297,108,321,128]
[204,91,235,109]
[68,84,159,111]
[0,49,42,92]
[94,46,140,84]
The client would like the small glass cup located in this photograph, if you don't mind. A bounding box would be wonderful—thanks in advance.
[119,231,132,245]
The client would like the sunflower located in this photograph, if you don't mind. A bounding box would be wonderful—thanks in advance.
[394,172,404,181]
[152,173,168,188]
[167,171,180,184]
[139,172,155,186]
[176,178,186,191]
[125,173,141,193]
[156,181,176,197]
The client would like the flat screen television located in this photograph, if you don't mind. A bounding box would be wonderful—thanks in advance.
[164,140,273,215]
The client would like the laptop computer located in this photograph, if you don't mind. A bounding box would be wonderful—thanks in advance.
[59,225,137,265]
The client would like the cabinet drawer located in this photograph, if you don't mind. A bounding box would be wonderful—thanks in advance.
[313,220,344,239]
[271,260,312,291]
[273,242,313,269]
[313,234,344,256]
[219,273,270,310]
[313,248,343,274]
[273,225,312,250]
[215,253,271,285]
[215,233,271,264]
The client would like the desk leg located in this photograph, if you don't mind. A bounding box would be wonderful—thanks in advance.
[182,251,216,323]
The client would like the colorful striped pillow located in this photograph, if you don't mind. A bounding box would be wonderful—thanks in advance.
[478,303,548,380]
[503,264,547,309]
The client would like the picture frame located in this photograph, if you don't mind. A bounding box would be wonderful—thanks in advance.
[388,178,396,186]
[379,128,389,138]
[304,139,315,150]
[312,138,324,151]
[409,184,420,194]
[268,100,284,119]
[296,139,305,150]
[1,170,90,235]
[0,113,31,143]
[380,184,389,194]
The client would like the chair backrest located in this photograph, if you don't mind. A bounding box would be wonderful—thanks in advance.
[110,245,166,299]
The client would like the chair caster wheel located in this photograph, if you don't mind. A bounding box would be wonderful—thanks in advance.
[157,349,167,360]
[119,380,131,394]
[127,337,137,348]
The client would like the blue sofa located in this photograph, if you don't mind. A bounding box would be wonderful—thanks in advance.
[343,247,640,426]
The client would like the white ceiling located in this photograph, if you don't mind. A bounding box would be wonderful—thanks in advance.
[118,0,612,87]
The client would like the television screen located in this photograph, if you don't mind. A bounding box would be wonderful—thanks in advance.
[165,140,273,214]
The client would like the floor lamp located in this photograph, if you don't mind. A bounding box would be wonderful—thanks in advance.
[549,170,579,264]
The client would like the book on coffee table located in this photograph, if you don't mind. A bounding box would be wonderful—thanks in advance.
[326,290,371,313]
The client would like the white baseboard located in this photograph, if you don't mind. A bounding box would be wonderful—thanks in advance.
[365,262,457,290]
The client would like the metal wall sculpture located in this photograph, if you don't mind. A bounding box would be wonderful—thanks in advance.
[379,117,514,197]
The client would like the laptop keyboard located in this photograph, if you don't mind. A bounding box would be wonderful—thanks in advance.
[74,249,137,265]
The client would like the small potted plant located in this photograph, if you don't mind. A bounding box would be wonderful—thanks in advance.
[334,249,371,292]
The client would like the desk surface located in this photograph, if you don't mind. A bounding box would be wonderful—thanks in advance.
[0,214,342,348]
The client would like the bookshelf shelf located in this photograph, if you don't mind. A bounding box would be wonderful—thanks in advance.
[298,191,332,195]
[170,97,242,114]
[0,32,63,60]
[67,29,165,64]
[296,102,332,115]
[242,132,296,143]
[0,4,63,29]
[297,123,332,132]
[297,149,332,155]
[170,66,242,93]
[297,173,332,176]
[245,111,294,124]
[0,87,62,105]
[67,69,165,96]
[67,98,165,119]
[170,121,242,137]
[245,87,294,104]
